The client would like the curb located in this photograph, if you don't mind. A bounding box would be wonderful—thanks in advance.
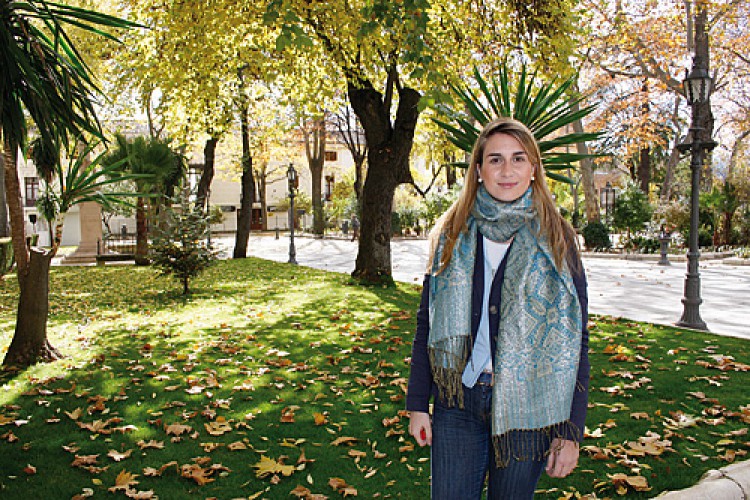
[657,460,750,499]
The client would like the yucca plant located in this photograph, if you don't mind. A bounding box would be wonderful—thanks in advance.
[1,0,140,366]
[433,65,602,183]
[35,138,151,253]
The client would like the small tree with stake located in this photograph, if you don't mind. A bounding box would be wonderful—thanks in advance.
[150,189,218,295]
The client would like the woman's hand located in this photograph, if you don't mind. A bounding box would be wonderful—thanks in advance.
[409,411,432,447]
[545,438,579,478]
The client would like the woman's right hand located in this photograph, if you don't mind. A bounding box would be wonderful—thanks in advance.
[409,411,432,447]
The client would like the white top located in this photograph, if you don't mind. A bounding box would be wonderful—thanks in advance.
[477,236,511,372]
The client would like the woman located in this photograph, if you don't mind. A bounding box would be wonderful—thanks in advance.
[407,117,589,499]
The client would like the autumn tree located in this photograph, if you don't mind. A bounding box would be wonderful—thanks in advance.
[267,0,580,283]
[579,0,749,203]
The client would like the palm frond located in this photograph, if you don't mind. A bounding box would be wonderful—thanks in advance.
[433,64,603,183]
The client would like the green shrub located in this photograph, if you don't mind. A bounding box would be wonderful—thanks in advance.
[624,235,660,254]
[582,221,612,251]
[150,191,218,294]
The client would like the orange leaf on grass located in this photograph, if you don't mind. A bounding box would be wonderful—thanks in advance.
[291,485,311,497]
[71,455,99,467]
[108,470,139,493]
[331,436,358,446]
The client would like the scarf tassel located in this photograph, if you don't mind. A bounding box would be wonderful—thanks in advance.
[428,347,468,409]
[492,421,582,468]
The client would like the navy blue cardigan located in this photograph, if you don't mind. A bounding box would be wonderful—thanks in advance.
[406,234,590,441]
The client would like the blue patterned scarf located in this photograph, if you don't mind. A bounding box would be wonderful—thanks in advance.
[428,186,582,463]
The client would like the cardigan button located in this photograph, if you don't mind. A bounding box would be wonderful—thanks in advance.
[489,305,498,315]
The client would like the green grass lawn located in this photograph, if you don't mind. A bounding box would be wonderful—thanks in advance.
[0,258,748,499]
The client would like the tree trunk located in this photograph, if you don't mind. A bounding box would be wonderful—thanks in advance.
[305,118,327,237]
[693,4,714,191]
[196,136,218,210]
[259,171,268,230]
[3,248,61,366]
[570,101,600,223]
[234,105,256,259]
[0,151,8,238]
[638,146,651,194]
[135,197,150,265]
[349,83,421,283]
[2,139,30,274]
[661,96,684,202]
[637,81,651,194]
[445,151,457,189]
[311,160,324,235]
[353,156,366,214]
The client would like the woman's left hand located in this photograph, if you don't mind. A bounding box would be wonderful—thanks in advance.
[545,438,579,478]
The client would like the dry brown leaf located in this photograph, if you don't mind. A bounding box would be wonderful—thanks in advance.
[290,485,311,497]
[313,412,328,426]
[164,423,192,436]
[71,455,99,467]
[180,464,215,485]
[65,408,83,421]
[331,436,358,446]
[204,420,233,436]
[108,470,139,493]
[253,455,296,478]
[136,440,164,450]
[108,449,133,462]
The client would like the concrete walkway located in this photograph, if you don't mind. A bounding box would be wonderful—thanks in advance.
[218,234,750,341]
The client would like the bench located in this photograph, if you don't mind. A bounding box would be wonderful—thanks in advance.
[95,253,135,265]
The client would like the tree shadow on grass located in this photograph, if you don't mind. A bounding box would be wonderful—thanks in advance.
[0,261,427,498]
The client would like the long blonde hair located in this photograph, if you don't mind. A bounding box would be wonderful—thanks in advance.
[429,117,578,274]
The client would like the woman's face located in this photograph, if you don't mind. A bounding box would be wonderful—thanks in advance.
[477,133,536,202]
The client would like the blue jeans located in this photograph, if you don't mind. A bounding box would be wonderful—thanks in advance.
[431,377,549,499]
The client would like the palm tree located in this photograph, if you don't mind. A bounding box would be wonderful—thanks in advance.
[433,65,602,183]
[100,134,185,265]
[1,1,138,367]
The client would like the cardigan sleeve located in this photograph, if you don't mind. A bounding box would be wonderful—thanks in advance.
[563,254,590,442]
[406,275,434,413]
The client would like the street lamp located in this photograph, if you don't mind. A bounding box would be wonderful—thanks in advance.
[599,182,615,224]
[287,163,298,265]
[675,65,715,330]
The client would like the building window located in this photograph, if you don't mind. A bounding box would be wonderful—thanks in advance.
[24,177,39,207]
[324,151,338,162]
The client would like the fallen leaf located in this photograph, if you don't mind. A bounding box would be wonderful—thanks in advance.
[108,470,139,493]
[108,449,133,462]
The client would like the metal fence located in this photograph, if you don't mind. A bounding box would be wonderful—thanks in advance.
[97,232,136,257]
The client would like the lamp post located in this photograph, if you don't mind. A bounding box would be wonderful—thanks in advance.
[287,163,298,265]
[599,182,615,225]
[675,65,715,330]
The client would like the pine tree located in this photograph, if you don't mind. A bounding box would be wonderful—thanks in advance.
[150,189,218,294]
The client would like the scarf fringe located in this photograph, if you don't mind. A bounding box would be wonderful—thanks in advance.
[428,347,468,409]
[492,421,582,468]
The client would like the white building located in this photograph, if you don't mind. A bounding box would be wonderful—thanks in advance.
[16,136,357,247]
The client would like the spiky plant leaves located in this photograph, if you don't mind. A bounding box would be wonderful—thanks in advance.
[433,64,602,184]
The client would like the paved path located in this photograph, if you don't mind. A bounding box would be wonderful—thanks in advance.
[217,234,750,341]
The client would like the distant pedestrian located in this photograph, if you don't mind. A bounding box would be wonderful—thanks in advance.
[342,219,349,236]
[351,214,360,241]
